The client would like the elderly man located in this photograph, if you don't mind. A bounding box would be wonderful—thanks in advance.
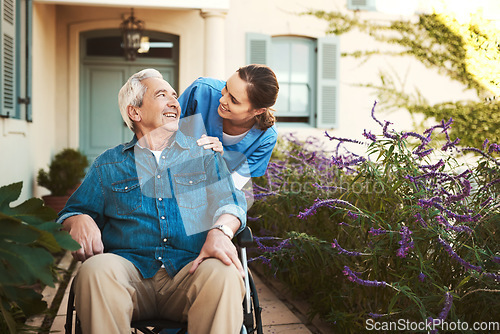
[58,69,247,334]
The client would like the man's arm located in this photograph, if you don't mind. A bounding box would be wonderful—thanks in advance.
[189,152,247,276]
[189,213,243,276]
[62,214,104,262]
[58,159,106,262]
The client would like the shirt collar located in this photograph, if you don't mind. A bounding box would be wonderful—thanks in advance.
[122,130,190,153]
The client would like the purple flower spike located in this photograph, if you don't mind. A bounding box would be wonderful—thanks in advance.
[363,129,377,142]
[370,101,383,127]
[369,227,389,235]
[493,256,500,264]
[438,237,483,272]
[332,239,363,256]
[397,226,414,258]
[438,292,453,320]
[297,198,357,219]
[343,266,388,287]
[418,272,426,282]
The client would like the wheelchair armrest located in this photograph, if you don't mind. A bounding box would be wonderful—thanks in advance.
[236,226,254,248]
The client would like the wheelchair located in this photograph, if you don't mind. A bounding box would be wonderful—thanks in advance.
[64,226,263,334]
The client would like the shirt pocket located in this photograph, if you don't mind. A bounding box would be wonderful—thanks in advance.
[174,172,208,209]
[111,178,142,215]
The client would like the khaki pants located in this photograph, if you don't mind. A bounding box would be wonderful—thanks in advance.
[74,253,245,334]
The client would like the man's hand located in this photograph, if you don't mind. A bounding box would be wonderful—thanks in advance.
[197,134,224,155]
[189,224,244,277]
[61,214,103,262]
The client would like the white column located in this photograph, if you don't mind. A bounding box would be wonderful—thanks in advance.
[200,9,227,79]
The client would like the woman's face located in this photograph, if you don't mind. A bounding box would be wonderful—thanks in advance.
[218,72,262,124]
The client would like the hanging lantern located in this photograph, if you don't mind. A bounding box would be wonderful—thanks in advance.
[120,8,144,61]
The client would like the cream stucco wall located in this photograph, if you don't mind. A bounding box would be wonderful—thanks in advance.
[0,4,58,202]
[0,0,482,201]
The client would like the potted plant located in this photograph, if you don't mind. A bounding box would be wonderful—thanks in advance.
[37,148,89,213]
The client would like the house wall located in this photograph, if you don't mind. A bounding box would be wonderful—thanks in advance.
[0,4,58,203]
[0,0,480,202]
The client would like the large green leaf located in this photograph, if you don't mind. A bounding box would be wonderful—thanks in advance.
[0,240,55,286]
[0,218,40,244]
[1,286,47,318]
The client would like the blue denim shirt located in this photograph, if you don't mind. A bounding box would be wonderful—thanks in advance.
[57,131,247,279]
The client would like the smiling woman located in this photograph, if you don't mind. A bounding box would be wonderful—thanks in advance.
[178,64,280,182]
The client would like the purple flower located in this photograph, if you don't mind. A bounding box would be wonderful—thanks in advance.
[367,313,384,318]
[396,226,414,258]
[325,131,365,145]
[493,256,500,264]
[343,266,388,287]
[297,198,358,219]
[435,215,472,234]
[254,236,291,253]
[363,129,377,142]
[332,239,363,256]
[438,237,482,272]
[462,147,500,166]
[370,100,383,127]
[438,292,453,320]
[347,211,359,220]
[414,213,428,228]
[419,159,445,172]
[418,272,426,282]
[369,227,389,235]
[382,121,397,139]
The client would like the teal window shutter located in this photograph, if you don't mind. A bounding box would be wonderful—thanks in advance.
[347,0,376,11]
[246,32,271,65]
[1,0,16,117]
[316,35,340,129]
[25,0,33,121]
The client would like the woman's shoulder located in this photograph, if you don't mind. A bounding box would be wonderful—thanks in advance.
[190,77,226,91]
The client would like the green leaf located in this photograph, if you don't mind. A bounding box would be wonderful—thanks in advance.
[0,240,55,286]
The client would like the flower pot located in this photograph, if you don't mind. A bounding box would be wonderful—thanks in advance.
[42,195,70,214]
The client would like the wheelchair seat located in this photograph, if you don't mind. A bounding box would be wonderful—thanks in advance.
[64,226,263,334]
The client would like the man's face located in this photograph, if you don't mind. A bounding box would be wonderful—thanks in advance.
[136,77,180,135]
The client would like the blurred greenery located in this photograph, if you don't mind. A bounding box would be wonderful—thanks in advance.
[0,182,80,333]
[304,9,500,148]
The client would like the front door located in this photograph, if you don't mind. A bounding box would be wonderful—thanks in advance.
[80,30,179,163]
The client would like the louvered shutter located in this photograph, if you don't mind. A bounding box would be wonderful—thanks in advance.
[316,35,340,129]
[246,33,271,65]
[347,0,376,11]
[1,0,16,117]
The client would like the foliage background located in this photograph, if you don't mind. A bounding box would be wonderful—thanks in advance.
[248,107,499,333]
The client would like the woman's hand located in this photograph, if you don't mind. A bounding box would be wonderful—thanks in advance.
[197,134,224,155]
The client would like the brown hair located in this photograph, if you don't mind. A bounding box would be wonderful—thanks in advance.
[237,64,279,130]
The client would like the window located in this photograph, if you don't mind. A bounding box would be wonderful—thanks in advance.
[347,0,376,11]
[0,0,32,120]
[246,33,340,128]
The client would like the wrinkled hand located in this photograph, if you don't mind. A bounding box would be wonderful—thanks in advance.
[62,214,103,262]
[197,134,224,155]
[189,229,244,277]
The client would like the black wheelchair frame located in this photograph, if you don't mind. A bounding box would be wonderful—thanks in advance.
[64,227,263,334]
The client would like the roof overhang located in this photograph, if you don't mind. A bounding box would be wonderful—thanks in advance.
[33,0,230,10]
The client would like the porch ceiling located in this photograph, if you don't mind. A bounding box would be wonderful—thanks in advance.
[33,0,229,10]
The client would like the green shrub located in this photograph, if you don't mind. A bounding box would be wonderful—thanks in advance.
[249,105,499,333]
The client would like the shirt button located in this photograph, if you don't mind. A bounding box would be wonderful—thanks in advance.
[189,180,193,184]
[158,198,163,201]
[157,175,161,179]
[161,216,165,220]
[163,238,167,242]
[162,156,166,159]
[124,186,128,190]
[158,256,162,260]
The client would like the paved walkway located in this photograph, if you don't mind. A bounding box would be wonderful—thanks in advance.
[30,252,319,333]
